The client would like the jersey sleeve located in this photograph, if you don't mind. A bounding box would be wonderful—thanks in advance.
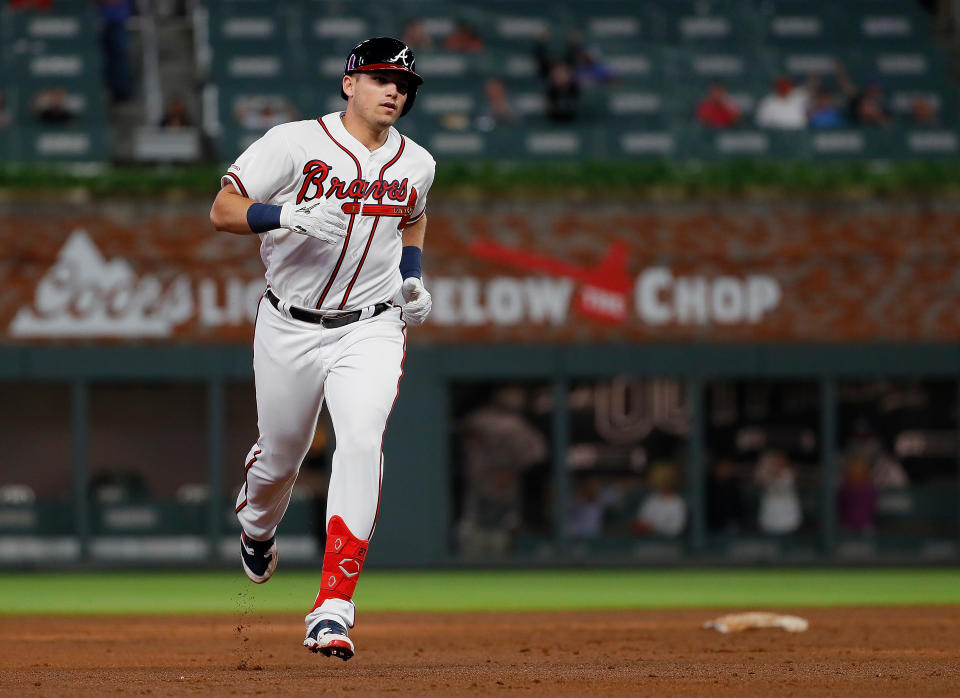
[220,126,295,204]
[406,154,436,226]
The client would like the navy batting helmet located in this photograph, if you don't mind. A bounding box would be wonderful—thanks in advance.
[341,37,423,116]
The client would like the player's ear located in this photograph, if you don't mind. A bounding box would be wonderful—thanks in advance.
[342,75,355,98]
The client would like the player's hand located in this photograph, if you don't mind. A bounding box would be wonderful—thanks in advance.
[400,277,432,326]
[279,199,348,244]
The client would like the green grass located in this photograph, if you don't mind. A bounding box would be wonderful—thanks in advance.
[1,569,958,615]
[5,160,960,198]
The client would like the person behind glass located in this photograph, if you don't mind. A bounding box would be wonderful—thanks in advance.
[633,461,686,537]
[843,417,908,489]
[837,455,876,534]
[754,449,802,535]
[696,81,740,129]
[456,386,548,556]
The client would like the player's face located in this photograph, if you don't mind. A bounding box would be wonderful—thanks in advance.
[345,71,410,128]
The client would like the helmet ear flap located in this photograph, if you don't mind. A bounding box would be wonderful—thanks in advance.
[401,84,418,116]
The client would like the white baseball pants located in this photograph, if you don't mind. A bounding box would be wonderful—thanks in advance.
[236,295,406,546]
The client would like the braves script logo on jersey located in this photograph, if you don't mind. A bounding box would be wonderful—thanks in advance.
[296,159,408,205]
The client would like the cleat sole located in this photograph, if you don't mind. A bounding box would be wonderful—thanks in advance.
[304,638,354,661]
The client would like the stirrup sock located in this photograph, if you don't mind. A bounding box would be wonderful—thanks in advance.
[311,516,368,609]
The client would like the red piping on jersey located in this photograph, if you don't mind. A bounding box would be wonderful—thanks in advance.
[405,208,424,227]
[398,187,419,230]
[235,447,263,513]
[315,117,363,309]
[369,316,407,539]
[338,137,406,309]
[236,296,265,515]
[224,171,248,198]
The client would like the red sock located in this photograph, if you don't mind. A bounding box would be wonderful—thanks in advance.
[311,515,368,610]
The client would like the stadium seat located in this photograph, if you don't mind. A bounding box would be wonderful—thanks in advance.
[12,124,111,163]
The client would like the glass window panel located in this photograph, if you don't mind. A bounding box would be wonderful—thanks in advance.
[449,381,552,559]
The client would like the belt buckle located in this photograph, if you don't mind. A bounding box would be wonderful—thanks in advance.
[320,310,359,329]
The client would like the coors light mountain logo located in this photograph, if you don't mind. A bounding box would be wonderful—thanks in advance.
[9,230,267,339]
[9,230,195,338]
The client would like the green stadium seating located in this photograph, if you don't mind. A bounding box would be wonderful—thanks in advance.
[0,2,111,163]
[11,124,112,163]
[4,0,953,164]
[201,0,958,164]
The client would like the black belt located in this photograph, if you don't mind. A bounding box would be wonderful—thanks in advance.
[265,289,389,329]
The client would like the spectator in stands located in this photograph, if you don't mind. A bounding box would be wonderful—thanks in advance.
[545,61,580,122]
[565,475,622,538]
[444,20,484,52]
[98,0,136,102]
[837,455,877,534]
[696,81,741,129]
[853,81,892,127]
[808,88,845,129]
[0,91,12,129]
[755,76,812,130]
[402,18,433,50]
[475,78,519,131]
[32,88,75,125]
[160,96,191,128]
[633,462,686,537]
[843,418,909,489]
[836,64,892,127]
[565,30,616,87]
[754,449,802,535]
[455,386,548,557]
[910,96,938,125]
[533,32,554,81]
[706,455,745,532]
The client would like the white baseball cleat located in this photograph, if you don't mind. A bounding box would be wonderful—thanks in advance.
[304,618,355,661]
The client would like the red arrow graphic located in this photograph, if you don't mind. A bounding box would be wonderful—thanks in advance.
[468,239,632,322]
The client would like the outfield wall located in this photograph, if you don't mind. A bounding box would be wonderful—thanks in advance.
[1,199,958,566]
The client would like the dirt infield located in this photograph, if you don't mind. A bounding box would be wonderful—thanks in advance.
[2,607,958,696]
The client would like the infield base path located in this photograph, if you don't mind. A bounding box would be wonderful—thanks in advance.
[2,607,959,696]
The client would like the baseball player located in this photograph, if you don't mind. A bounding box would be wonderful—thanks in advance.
[209,37,435,661]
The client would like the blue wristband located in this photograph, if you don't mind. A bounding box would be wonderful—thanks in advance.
[246,203,283,233]
[399,245,422,279]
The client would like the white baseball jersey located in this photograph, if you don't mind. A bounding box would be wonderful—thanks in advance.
[221,111,436,311]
